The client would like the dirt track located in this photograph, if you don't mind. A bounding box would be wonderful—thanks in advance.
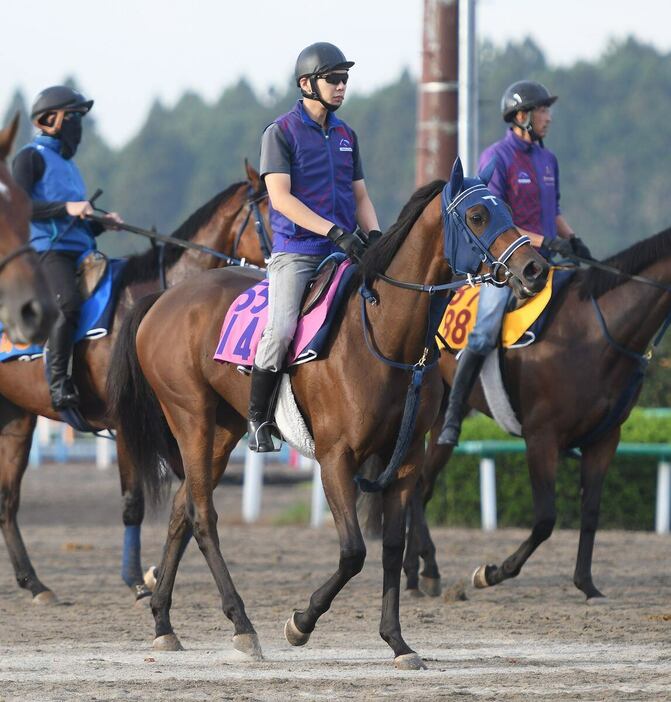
[1,462,670,701]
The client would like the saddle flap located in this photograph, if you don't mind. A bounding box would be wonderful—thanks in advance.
[300,258,340,316]
[77,251,109,300]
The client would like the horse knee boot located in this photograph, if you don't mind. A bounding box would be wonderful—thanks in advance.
[438,348,485,446]
[247,365,281,452]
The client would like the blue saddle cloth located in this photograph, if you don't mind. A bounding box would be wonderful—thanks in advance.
[0,258,128,363]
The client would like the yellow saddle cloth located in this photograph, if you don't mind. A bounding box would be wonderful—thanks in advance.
[436,267,556,350]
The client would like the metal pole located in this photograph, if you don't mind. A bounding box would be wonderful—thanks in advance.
[310,460,327,528]
[479,457,497,531]
[242,449,264,523]
[655,461,670,534]
[416,0,459,187]
[458,0,478,176]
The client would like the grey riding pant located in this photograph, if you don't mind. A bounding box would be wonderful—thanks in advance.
[467,282,513,355]
[254,252,324,372]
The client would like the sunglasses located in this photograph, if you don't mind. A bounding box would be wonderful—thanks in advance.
[319,72,349,86]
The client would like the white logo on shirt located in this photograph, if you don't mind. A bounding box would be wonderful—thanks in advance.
[339,138,352,152]
[517,170,531,184]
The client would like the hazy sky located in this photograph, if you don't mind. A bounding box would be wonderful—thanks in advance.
[3,0,669,146]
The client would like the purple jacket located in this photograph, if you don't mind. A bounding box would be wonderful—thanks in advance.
[478,129,560,241]
[263,101,359,256]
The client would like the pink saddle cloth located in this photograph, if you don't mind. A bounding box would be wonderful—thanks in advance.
[214,260,352,367]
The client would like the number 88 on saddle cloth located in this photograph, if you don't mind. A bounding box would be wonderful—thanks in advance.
[437,267,571,350]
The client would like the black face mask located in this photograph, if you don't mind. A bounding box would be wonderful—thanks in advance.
[58,115,82,159]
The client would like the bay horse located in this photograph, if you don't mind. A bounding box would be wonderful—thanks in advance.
[108,161,548,668]
[402,227,671,604]
[0,162,269,605]
[0,114,56,344]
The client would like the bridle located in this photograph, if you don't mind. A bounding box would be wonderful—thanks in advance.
[231,185,271,262]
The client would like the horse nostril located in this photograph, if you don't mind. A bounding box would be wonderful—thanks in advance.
[523,261,545,282]
[20,299,42,331]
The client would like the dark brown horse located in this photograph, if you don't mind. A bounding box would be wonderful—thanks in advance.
[401,228,671,604]
[108,166,548,668]
[0,163,269,605]
[0,114,56,344]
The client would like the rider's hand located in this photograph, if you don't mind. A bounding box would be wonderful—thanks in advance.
[570,236,594,260]
[543,235,574,259]
[102,212,124,231]
[326,225,366,260]
[365,229,383,246]
[66,201,94,218]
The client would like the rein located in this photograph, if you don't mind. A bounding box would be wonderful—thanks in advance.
[0,243,35,275]
[232,187,272,261]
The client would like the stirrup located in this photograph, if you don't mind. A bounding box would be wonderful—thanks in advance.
[248,420,281,453]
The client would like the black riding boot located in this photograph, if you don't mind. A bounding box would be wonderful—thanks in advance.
[247,365,281,452]
[47,315,79,411]
[437,347,486,446]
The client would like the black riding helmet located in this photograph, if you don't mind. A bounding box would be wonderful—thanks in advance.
[501,80,556,143]
[31,85,93,125]
[295,42,354,112]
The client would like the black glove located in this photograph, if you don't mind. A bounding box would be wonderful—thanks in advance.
[543,236,574,258]
[326,225,366,260]
[365,229,383,246]
[570,236,593,260]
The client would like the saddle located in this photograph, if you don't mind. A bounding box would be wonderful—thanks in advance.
[300,256,340,316]
[77,250,109,300]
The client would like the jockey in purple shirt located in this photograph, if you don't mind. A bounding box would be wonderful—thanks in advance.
[247,42,381,452]
[438,80,593,447]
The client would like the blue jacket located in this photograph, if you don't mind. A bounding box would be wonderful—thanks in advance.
[22,135,96,253]
[269,101,358,256]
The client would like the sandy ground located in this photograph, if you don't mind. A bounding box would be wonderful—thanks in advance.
[1,461,670,701]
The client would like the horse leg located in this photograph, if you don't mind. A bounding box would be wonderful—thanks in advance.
[0,406,55,604]
[472,440,558,588]
[573,431,619,604]
[285,450,366,649]
[380,444,427,669]
[403,420,453,596]
[186,427,261,660]
[356,455,383,540]
[117,430,153,604]
[150,480,193,651]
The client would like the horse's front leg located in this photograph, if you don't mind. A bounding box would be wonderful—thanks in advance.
[0,407,55,604]
[472,438,558,588]
[380,442,427,669]
[285,448,366,647]
[573,430,619,603]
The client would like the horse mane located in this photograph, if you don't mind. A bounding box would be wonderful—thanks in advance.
[117,181,247,287]
[578,226,671,300]
[358,179,446,281]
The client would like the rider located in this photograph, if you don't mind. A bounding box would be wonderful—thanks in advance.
[248,42,381,452]
[12,85,122,411]
[438,80,591,446]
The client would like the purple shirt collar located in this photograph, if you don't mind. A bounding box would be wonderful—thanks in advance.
[294,100,343,130]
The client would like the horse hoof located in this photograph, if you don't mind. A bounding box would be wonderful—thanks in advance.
[419,576,441,597]
[32,590,57,606]
[394,652,427,670]
[144,566,158,590]
[233,633,263,661]
[153,634,184,651]
[407,587,424,598]
[471,565,491,589]
[586,595,609,606]
[284,612,310,647]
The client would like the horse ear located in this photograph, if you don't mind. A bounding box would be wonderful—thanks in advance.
[0,112,20,163]
[449,157,464,195]
[479,158,496,186]
[245,158,262,192]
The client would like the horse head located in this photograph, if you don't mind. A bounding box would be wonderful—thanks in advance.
[0,114,56,344]
[443,157,548,298]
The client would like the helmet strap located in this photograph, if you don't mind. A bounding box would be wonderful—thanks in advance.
[308,76,341,113]
[512,110,541,142]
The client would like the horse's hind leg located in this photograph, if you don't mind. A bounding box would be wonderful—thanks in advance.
[573,430,619,604]
[117,430,152,604]
[472,438,558,589]
[0,404,55,604]
[286,449,366,649]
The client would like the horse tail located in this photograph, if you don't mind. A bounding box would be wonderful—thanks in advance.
[107,292,177,505]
